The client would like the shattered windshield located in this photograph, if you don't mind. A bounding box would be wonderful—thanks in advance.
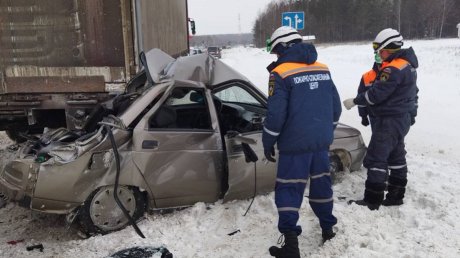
[214,85,262,106]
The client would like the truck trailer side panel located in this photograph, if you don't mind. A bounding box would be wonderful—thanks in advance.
[137,0,189,57]
[0,0,189,136]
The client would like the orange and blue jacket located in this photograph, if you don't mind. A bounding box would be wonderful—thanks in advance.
[354,47,419,117]
[357,63,380,118]
[262,43,342,153]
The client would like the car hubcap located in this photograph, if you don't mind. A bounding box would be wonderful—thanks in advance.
[89,186,136,231]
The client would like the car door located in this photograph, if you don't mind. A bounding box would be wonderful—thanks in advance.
[131,83,224,208]
[213,82,277,202]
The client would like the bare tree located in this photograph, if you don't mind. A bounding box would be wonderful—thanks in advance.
[439,0,455,38]
[395,0,401,31]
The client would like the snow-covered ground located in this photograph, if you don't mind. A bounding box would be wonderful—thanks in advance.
[1,39,459,258]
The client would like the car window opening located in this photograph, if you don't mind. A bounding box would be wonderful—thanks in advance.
[149,88,212,130]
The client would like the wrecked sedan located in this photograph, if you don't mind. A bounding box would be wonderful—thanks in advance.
[0,49,366,234]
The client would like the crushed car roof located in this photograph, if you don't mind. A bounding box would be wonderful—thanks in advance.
[143,48,252,87]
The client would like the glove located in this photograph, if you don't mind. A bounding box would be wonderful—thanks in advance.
[361,116,369,127]
[411,116,416,126]
[343,98,356,110]
[264,146,276,162]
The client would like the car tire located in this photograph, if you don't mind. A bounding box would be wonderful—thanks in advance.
[329,154,344,173]
[329,154,344,183]
[78,185,146,235]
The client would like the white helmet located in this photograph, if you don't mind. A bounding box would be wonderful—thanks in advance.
[373,28,403,51]
[269,26,302,53]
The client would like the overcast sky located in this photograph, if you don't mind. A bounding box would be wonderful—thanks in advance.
[188,0,274,35]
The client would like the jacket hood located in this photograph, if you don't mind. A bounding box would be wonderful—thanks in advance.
[372,62,380,72]
[388,47,419,68]
[277,43,318,65]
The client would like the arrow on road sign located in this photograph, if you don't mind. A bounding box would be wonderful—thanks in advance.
[294,14,302,30]
[284,16,292,28]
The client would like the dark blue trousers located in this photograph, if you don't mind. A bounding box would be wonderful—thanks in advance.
[275,151,337,235]
[363,113,411,203]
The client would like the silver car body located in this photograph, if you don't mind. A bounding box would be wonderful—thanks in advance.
[0,49,366,217]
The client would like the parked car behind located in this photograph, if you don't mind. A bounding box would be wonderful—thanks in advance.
[207,46,222,58]
[0,49,366,235]
[190,48,203,55]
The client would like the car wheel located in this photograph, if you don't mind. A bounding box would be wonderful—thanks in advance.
[329,154,344,183]
[329,149,352,183]
[78,185,146,235]
[329,154,344,172]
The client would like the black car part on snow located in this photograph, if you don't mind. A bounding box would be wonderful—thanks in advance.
[108,246,173,258]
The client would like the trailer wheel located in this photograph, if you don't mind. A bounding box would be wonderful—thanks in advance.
[5,127,27,143]
[78,186,146,235]
[4,121,43,143]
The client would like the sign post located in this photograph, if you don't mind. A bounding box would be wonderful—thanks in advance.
[282,12,304,30]
[457,23,460,38]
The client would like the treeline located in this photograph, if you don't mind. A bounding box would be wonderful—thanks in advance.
[253,0,460,46]
[190,33,254,48]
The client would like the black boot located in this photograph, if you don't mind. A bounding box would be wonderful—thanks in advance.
[382,177,407,206]
[269,231,300,258]
[348,199,380,210]
[348,181,385,210]
[322,229,336,243]
[382,197,403,206]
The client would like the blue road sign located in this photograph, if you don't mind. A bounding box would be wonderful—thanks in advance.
[281,12,304,30]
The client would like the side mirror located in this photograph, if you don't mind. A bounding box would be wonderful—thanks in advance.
[241,143,258,163]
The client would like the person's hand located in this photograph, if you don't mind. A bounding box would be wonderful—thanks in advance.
[361,116,370,127]
[411,116,416,126]
[343,98,356,110]
[264,146,276,162]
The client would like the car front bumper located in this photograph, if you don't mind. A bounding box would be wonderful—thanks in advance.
[0,159,80,213]
[0,159,36,208]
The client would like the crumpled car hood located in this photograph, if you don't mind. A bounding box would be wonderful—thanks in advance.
[21,116,122,165]
[45,127,105,164]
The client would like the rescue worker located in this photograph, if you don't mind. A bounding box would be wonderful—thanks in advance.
[343,28,419,210]
[263,26,342,258]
